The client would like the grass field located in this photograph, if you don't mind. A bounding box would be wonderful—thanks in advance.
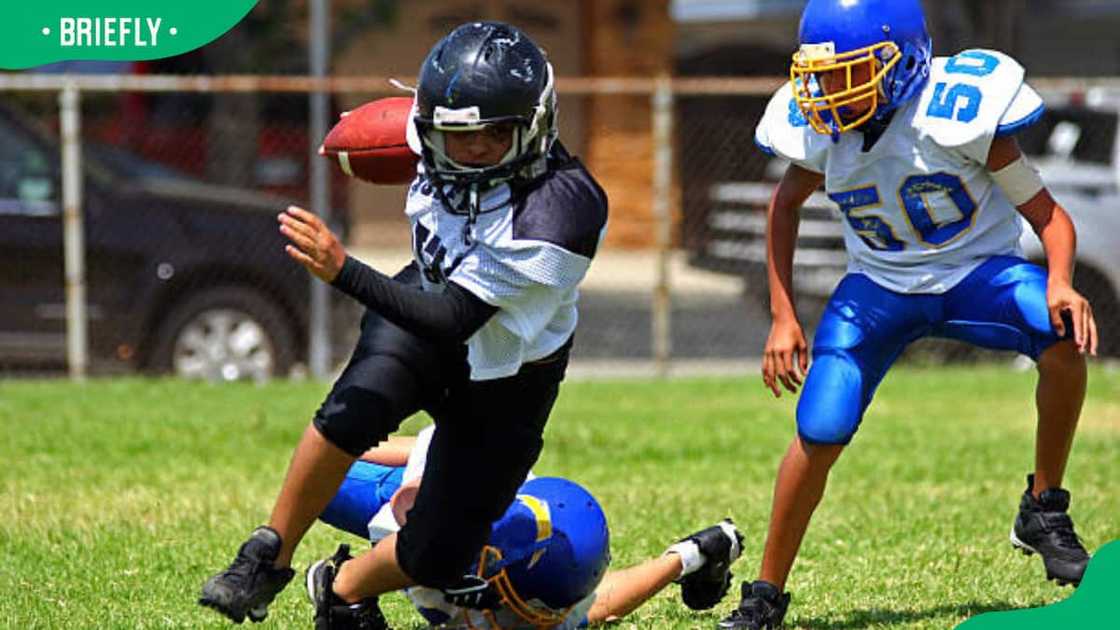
[1,366,1117,629]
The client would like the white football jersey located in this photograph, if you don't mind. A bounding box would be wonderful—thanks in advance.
[756,49,1046,293]
[404,153,608,379]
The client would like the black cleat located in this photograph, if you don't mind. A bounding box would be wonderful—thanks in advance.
[1010,474,1091,587]
[199,526,295,623]
[306,544,389,630]
[717,581,789,630]
[677,518,744,610]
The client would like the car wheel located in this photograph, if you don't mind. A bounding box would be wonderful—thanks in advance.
[149,287,297,381]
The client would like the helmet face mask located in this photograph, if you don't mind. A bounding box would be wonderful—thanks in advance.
[791,40,901,135]
[462,478,610,630]
[426,122,521,177]
[474,545,572,628]
[793,0,931,138]
[412,22,558,214]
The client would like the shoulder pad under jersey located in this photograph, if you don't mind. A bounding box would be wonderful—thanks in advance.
[754,82,830,173]
[915,49,1045,163]
[514,160,608,260]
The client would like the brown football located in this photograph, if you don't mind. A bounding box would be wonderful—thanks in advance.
[319,96,419,185]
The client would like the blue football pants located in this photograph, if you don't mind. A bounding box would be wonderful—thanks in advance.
[319,461,405,539]
[797,256,1066,445]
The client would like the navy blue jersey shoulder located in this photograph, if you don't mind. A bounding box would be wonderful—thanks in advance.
[511,145,608,259]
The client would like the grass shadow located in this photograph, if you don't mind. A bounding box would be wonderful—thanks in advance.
[790,600,1043,629]
[387,600,1044,630]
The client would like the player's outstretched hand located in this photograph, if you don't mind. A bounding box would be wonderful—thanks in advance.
[763,317,809,397]
[1048,282,1098,356]
[279,205,347,284]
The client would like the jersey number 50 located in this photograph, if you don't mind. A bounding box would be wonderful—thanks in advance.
[926,51,1001,122]
[828,51,1000,250]
[830,173,978,251]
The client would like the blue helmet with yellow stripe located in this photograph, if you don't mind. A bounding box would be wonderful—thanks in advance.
[478,477,611,626]
[792,0,931,135]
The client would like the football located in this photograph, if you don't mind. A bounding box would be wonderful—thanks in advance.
[319,96,419,185]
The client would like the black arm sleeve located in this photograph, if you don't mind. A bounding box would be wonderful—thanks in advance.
[391,261,421,284]
[331,256,497,344]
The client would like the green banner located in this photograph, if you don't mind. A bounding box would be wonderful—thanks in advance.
[2,1,259,70]
[956,539,1120,629]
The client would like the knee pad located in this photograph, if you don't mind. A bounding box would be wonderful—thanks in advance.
[796,352,868,445]
[313,389,399,457]
[313,352,425,457]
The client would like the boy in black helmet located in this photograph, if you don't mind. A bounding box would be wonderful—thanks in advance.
[198,22,626,628]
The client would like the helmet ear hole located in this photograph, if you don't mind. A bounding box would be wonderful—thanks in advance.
[906,56,916,70]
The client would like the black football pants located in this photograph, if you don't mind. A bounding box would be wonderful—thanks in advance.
[313,299,569,587]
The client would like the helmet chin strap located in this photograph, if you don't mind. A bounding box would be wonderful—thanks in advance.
[829,119,842,143]
[425,178,481,246]
[463,183,480,246]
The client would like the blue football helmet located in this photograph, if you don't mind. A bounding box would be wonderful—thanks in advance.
[475,477,611,628]
[791,0,931,136]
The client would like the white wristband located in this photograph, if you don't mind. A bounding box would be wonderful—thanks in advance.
[665,541,704,579]
[991,156,1045,207]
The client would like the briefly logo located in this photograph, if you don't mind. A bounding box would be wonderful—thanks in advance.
[2,1,260,69]
[50,18,172,48]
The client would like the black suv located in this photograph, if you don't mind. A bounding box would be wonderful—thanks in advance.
[0,102,337,379]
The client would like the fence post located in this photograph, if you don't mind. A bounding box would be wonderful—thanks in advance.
[60,83,87,381]
[308,0,332,379]
[651,76,674,378]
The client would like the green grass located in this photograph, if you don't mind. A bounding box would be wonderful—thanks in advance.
[1,367,1117,629]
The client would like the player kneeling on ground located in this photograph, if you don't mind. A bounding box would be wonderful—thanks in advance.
[200,22,609,625]
[721,1,1098,628]
[306,426,744,629]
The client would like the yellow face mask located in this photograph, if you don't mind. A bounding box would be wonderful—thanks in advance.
[466,545,572,630]
[790,40,901,135]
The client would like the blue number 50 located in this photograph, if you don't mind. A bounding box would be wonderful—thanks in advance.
[898,173,977,247]
[926,51,1000,123]
[828,186,905,252]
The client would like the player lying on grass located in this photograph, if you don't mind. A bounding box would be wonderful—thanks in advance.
[720,1,1098,628]
[200,21,609,626]
[305,425,743,629]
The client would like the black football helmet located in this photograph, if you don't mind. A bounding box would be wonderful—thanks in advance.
[407,22,558,217]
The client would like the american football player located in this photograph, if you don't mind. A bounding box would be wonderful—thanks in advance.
[307,426,744,629]
[199,21,609,625]
[720,1,1097,628]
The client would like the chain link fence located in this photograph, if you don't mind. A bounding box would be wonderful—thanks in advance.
[0,82,364,380]
[0,75,1117,380]
[676,82,1120,366]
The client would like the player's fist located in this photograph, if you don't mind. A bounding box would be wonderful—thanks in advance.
[1047,281,1098,356]
[763,317,809,398]
[279,205,347,284]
